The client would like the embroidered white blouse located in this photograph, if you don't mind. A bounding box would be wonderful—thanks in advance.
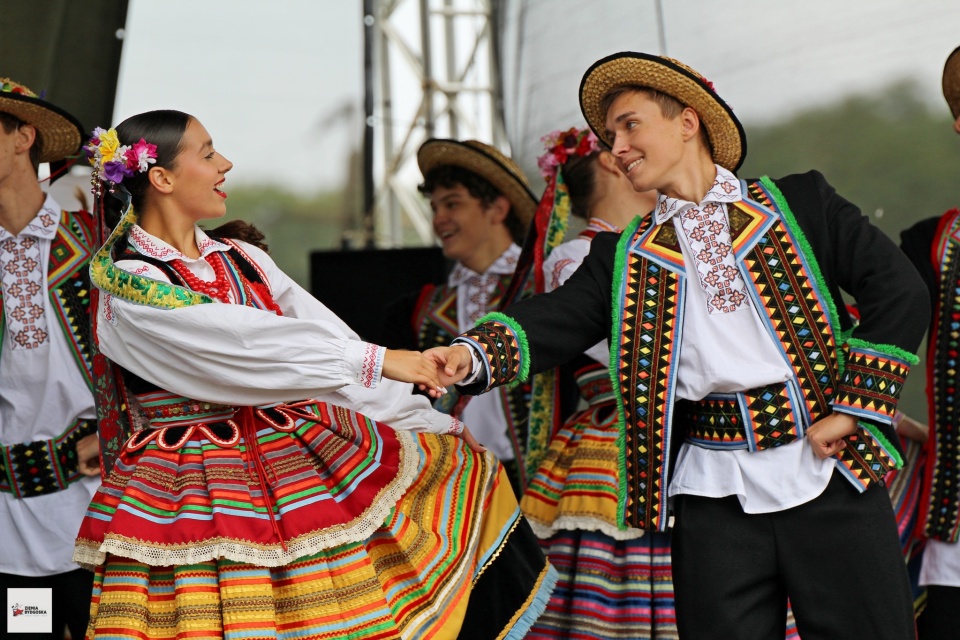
[98,224,463,436]
[0,195,99,576]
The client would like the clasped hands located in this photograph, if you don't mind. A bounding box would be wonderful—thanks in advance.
[381,346,475,396]
[381,346,482,452]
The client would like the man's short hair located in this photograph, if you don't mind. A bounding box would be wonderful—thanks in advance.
[600,84,712,156]
[418,164,526,244]
[0,111,42,173]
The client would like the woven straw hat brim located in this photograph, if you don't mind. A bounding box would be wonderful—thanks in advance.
[417,139,537,228]
[579,52,746,172]
[943,45,960,119]
[0,91,84,163]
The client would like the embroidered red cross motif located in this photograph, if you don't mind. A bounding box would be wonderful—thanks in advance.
[1,232,49,349]
[677,202,749,314]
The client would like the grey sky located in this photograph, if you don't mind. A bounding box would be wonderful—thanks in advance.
[113,0,960,193]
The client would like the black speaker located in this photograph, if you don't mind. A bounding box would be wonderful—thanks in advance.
[309,246,447,341]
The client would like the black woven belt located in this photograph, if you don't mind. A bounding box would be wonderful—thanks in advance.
[674,382,803,452]
[0,419,97,498]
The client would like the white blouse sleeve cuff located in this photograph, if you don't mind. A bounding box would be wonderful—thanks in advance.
[344,341,386,388]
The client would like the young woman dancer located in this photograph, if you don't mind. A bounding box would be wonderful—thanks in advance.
[74,110,554,640]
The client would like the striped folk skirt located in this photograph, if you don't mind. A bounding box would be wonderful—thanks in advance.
[521,366,678,640]
[75,399,555,639]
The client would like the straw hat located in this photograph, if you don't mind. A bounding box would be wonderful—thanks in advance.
[943,45,960,119]
[579,52,746,172]
[0,77,84,163]
[417,139,538,227]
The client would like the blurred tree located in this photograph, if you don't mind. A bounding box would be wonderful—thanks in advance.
[740,78,960,421]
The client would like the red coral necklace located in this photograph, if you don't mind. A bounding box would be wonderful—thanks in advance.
[170,253,232,303]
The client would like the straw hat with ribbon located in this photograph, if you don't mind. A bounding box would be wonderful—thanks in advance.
[0,77,84,163]
[579,51,747,172]
[943,45,960,119]
[417,138,538,229]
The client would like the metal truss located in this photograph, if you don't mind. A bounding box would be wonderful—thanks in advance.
[363,0,507,247]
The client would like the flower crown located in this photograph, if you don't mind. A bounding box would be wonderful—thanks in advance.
[536,127,600,179]
[84,127,157,187]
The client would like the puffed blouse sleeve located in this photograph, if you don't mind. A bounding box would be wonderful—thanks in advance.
[96,241,461,434]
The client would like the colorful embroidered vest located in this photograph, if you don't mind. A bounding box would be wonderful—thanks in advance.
[413,276,534,489]
[608,178,910,531]
[921,208,960,542]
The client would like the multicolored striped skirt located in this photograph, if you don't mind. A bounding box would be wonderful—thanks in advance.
[75,396,555,639]
[521,365,678,639]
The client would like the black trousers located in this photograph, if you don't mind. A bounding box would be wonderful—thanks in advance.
[917,585,960,640]
[0,568,93,640]
[672,472,915,640]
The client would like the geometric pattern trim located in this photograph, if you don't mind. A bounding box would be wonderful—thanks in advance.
[676,381,802,452]
[676,394,749,450]
[616,218,682,532]
[834,422,898,491]
[0,418,97,497]
[456,319,524,391]
[923,208,960,541]
[832,346,911,424]
[740,183,840,423]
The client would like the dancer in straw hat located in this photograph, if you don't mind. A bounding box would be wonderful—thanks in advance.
[899,43,960,639]
[381,138,542,495]
[0,76,101,640]
[424,52,927,639]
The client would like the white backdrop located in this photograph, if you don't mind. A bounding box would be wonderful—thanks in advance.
[498,0,960,181]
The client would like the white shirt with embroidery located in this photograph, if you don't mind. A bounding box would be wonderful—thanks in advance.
[450,244,521,462]
[656,165,835,513]
[0,194,99,576]
[98,225,463,436]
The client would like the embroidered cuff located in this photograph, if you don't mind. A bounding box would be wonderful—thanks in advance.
[454,315,528,392]
[830,343,916,424]
[345,341,385,389]
[834,420,902,491]
[447,416,465,436]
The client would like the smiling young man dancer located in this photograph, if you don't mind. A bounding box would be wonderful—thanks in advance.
[381,139,538,493]
[0,77,99,640]
[424,52,928,640]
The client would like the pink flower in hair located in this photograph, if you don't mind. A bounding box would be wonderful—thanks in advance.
[124,138,158,172]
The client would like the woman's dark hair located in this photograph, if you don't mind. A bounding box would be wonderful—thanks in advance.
[206,220,270,253]
[417,165,525,244]
[560,153,601,219]
[103,109,191,228]
[104,109,264,248]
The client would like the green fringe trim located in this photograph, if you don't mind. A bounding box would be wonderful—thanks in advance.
[476,311,530,386]
[858,420,905,469]
[758,176,846,374]
[90,203,213,309]
[846,337,920,366]
[610,215,643,531]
